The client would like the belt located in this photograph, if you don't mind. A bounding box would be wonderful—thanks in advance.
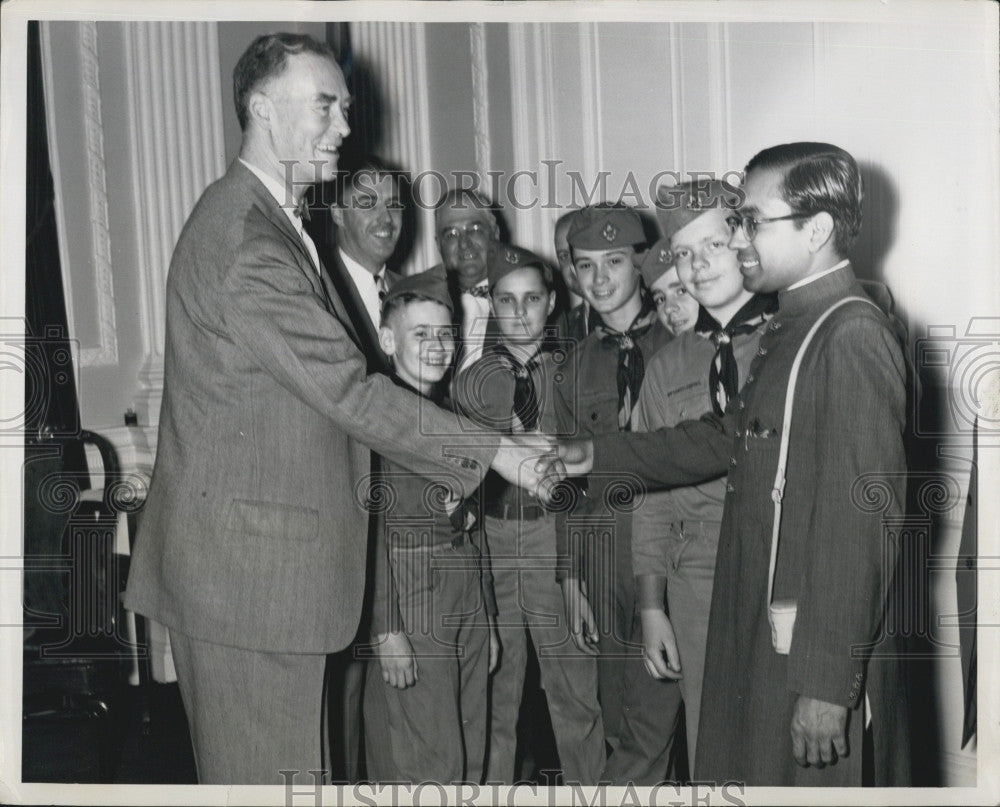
[483,500,547,522]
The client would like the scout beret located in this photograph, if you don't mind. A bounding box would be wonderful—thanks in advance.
[566,205,645,251]
[486,243,553,289]
[655,179,741,242]
[638,237,675,287]
[383,265,453,313]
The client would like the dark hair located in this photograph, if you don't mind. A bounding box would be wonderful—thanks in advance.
[744,142,863,256]
[331,154,403,208]
[233,33,338,131]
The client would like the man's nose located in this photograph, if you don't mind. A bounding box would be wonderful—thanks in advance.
[728,225,749,250]
[330,107,350,139]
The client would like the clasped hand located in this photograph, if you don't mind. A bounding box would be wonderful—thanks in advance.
[491,434,566,503]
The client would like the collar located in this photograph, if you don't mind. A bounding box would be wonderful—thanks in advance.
[694,293,778,336]
[785,259,850,291]
[339,247,385,288]
[239,158,301,233]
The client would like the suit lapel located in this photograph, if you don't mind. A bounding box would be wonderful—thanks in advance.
[326,247,393,374]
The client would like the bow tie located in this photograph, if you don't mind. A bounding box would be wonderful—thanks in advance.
[293,197,311,222]
[463,285,490,299]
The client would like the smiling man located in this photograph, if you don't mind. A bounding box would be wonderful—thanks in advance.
[433,187,502,372]
[124,33,560,784]
[557,145,911,786]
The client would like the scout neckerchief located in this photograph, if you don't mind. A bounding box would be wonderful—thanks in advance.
[494,343,541,432]
[694,293,777,416]
[596,305,657,431]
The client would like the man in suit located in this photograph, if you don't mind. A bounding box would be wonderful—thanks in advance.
[123,32,558,785]
[310,154,403,373]
[558,143,911,785]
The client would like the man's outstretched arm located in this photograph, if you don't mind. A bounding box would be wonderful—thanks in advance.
[558,412,734,490]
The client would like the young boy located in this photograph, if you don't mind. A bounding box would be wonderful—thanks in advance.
[551,206,681,785]
[640,237,700,336]
[454,243,605,785]
[363,268,498,784]
[631,180,776,773]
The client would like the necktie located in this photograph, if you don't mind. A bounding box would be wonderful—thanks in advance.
[598,312,655,431]
[496,346,540,432]
[694,293,777,416]
[293,197,311,222]
[376,272,388,305]
[464,285,490,299]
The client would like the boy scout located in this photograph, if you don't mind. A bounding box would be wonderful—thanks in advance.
[640,237,700,336]
[363,269,498,784]
[630,180,776,772]
[551,206,681,784]
[454,244,605,785]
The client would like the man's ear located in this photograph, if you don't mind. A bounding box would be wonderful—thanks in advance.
[808,211,835,253]
[247,90,272,130]
[330,205,345,229]
[378,325,396,357]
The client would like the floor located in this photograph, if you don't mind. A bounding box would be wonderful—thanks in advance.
[21,656,558,785]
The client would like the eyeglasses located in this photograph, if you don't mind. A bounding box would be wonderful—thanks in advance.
[725,213,813,241]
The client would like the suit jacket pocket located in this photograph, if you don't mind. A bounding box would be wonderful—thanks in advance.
[225,498,320,543]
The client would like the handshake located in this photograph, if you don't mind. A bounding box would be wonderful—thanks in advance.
[489,435,595,504]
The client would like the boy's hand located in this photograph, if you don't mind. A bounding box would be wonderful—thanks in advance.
[640,608,683,680]
[492,435,565,503]
[488,624,501,674]
[375,631,418,689]
[561,577,599,655]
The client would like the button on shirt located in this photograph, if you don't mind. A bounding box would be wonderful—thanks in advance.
[239,158,321,275]
[340,247,387,329]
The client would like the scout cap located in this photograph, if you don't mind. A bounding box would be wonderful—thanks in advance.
[639,237,675,287]
[566,205,645,250]
[656,179,741,242]
[383,265,453,313]
[486,243,553,289]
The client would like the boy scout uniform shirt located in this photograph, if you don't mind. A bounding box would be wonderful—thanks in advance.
[630,324,765,578]
[550,314,672,578]
[370,383,497,637]
[454,345,565,517]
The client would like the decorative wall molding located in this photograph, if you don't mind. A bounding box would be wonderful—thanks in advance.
[706,22,733,172]
[352,22,434,274]
[669,23,683,171]
[508,23,533,247]
[124,21,226,361]
[578,22,603,183]
[469,22,492,185]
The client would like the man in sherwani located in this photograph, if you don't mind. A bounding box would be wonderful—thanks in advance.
[558,142,910,786]
[124,32,558,784]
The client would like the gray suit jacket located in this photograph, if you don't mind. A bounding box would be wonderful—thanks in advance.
[124,161,498,653]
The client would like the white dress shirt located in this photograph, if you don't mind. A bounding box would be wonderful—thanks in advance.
[458,278,491,372]
[239,158,321,275]
[339,248,386,329]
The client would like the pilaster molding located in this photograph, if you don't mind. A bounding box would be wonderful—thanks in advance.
[352,22,434,274]
[469,22,492,185]
[578,22,603,183]
[706,22,733,172]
